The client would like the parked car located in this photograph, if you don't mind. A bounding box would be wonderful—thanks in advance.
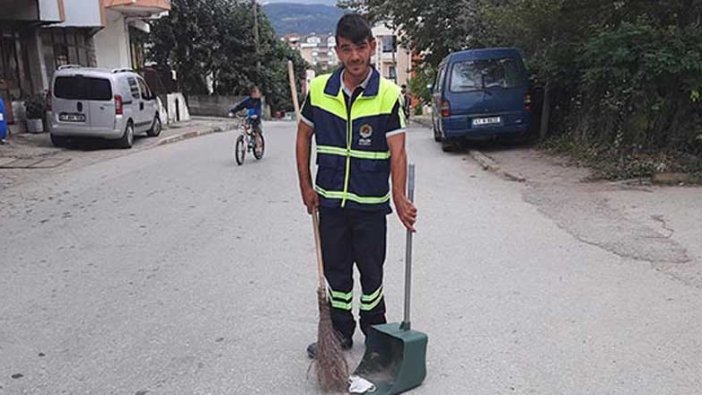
[47,65,162,148]
[430,48,532,151]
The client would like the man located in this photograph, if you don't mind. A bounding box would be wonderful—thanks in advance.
[295,13,418,359]
[401,84,412,120]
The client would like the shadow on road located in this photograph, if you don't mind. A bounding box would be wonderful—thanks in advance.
[61,136,149,151]
[447,136,540,154]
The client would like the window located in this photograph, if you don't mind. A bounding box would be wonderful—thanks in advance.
[436,64,447,90]
[0,28,31,112]
[128,77,140,99]
[54,76,112,101]
[137,78,151,100]
[450,58,524,92]
[381,36,396,53]
[388,66,397,80]
[43,28,92,70]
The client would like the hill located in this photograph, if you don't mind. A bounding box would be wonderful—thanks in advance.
[263,3,345,36]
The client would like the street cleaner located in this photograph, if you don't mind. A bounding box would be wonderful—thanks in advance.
[295,13,417,359]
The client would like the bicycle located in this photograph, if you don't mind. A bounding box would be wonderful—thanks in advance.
[230,111,265,166]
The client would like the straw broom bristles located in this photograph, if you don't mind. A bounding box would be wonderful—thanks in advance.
[314,287,349,392]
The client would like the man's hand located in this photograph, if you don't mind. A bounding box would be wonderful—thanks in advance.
[387,132,416,232]
[394,194,417,232]
[301,185,320,214]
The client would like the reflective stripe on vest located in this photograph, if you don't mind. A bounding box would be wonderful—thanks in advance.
[316,145,391,160]
[315,186,391,205]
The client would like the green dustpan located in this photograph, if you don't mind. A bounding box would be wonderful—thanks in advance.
[353,164,428,394]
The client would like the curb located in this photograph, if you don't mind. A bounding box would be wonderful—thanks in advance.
[156,123,235,147]
[469,150,526,183]
[411,117,527,182]
[501,169,527,183]
[469,151,499,172]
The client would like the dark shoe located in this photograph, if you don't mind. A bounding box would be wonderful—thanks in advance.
[306,337,353,359]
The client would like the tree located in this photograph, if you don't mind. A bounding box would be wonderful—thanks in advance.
[342,0,702,171]
[149,0,308,112]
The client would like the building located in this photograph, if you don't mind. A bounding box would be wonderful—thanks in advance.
[0,0,170,125]
[371,23,412,88]
[289,33,339,73]
[95,0,171,71]
[282,34,301,51]
[284,24,413,88]
[1,0,64,123]
[38,0,104,89]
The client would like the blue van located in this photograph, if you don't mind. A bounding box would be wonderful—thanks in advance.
[430,48,532,150]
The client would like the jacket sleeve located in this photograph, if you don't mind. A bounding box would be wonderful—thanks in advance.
[386,88,407,138]
[300,92,314,128]
[230,97,251,113]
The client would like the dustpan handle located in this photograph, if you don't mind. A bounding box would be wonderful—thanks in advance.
[401,163,415,331]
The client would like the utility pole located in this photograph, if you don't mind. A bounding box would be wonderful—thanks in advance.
[390,22,398,84]
[253,0,261,82]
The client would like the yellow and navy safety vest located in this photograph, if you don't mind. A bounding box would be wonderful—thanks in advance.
[308,68,406,212]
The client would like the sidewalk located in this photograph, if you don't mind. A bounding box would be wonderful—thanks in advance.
[412,116,702,288]
[0,117,237,190]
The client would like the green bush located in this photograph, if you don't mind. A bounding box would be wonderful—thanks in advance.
[574,20,702,155]
[24,95,46,120]
[338,0,702,176]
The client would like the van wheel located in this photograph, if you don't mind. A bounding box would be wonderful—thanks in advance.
[147,115,162,137]
[51,134,68,147]
[118,122,134,149]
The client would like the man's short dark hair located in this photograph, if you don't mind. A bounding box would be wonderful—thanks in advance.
[336,13,373,45]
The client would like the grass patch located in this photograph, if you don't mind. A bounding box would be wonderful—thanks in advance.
[542,134,702,182]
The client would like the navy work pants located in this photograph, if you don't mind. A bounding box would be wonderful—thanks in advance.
[318,207,387,341]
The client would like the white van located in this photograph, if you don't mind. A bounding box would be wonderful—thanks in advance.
[48,65,162,148]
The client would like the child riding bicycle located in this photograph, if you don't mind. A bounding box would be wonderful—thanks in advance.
[229,85,263,137]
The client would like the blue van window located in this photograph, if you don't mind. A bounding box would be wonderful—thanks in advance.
[436,64,447,90]
[450,58,523,92]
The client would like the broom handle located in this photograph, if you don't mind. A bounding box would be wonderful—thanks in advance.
[287,60,301,121]
[287,60,326,291]
[312,210,326,290]
[401,163,415,331]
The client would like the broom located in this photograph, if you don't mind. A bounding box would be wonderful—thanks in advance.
[288,60,349,392]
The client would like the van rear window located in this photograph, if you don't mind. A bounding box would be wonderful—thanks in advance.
[450,58,524,92]
[54,76,113,101]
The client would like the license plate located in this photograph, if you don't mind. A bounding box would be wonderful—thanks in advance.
[472,117,501,126]
[60,113,86,122]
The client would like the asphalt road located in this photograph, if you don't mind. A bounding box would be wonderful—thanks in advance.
[1,121,700,394]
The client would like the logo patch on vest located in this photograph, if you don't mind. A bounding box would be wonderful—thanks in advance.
[359,124,373,146]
